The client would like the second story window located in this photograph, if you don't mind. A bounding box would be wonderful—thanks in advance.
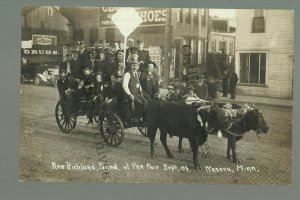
[252,9,265,33]
[48,7,53,16]
[177,8,183,23]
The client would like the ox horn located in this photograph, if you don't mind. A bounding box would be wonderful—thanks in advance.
[251,103,255,108]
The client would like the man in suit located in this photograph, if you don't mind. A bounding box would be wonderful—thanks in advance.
[125,38,138,61]
[137,40,150,64]
[229,71,239,99]
[101,52,118,83]
[195,78,208,100]
[59,54,72,75]
[222,69,229,97]
[70,52,82,80]
[140,62,160,99]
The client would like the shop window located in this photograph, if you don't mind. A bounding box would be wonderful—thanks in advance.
[240,53,266,84]
[252,9,265,33]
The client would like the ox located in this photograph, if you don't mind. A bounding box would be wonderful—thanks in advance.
[200,103,269,163]
[147,99,208,169]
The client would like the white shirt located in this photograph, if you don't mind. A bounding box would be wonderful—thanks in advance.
[122,71,142,96]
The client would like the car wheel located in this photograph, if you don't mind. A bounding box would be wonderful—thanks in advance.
[34,76,41,85]
[53,78,58,87]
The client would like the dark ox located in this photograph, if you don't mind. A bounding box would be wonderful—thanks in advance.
[147,100,208,169]
[203,104,269,163]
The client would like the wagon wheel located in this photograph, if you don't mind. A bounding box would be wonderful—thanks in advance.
[138,126,148,136]
[99,113,124,147]
[137,119,148,137]
[55,99,77,133]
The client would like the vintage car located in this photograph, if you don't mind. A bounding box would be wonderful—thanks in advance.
[21,62,60,87]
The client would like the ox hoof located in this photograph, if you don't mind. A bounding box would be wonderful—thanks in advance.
[233,158,240,164]
[167,153,174,158]
[227,155,231,160]
[178,148,184,153]
[151,154,157,158]
[194,165,202,170]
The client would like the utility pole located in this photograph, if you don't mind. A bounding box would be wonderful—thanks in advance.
[163,8,171,88]
[204,9,210,72]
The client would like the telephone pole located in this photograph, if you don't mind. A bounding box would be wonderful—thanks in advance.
[163,8,171,88]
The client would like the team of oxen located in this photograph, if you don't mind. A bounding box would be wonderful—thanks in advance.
[146,99,269,169]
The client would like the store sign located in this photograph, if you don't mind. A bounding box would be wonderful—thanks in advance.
[32,35,57,46]
[99,7,167,27]
[22,49,59,55]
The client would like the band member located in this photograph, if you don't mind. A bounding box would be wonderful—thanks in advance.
[222,68,229,97]
[137,40,150,64]
[125,38,138,61]
[195,78,208,100]
[123,59,148,118]
[229,70,239,99]
[101,52,118,82]
[140,62,160,99]
[59,54,72,75]
[166,85,179,102]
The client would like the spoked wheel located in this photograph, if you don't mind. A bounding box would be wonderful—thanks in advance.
[34,75,41,85]
[99,113,124,147]
[55,99,77,133]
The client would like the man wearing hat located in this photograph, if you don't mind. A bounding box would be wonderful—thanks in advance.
[59,54,72,75]
[181,85,200,101]
[101,51,118,82]
[70,51,82,80]
[123,57,148,119]
[126,38,138,61]
[195,78,208,100]
[137,40,150,64]
[166,85,179,102]
[140,62,160,99]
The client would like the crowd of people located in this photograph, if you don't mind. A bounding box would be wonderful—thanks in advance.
[57,38,159,125]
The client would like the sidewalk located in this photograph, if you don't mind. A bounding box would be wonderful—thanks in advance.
[159,88,293,108]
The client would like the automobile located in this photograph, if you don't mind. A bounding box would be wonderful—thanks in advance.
[21,62,60,87]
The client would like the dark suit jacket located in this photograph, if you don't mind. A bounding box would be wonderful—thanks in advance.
[70,59,82,79]
[138,50,150,63]
[195,82,208,100]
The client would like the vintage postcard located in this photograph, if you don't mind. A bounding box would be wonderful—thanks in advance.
[20,6,293,185]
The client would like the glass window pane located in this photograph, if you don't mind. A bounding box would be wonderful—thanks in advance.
[254,9,264,17]
[240,53,249,83]
[260,53,266,84]
[250,53,260,83]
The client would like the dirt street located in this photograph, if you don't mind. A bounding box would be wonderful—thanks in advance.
[20,84,292,185]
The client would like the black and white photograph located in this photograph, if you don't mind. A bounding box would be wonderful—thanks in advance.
[20,6,293,185]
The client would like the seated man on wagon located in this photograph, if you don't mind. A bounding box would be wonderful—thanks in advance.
[86,71,106,124]
[57,69,71,99]
[106,74,130,121]
[122,57,148,121]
